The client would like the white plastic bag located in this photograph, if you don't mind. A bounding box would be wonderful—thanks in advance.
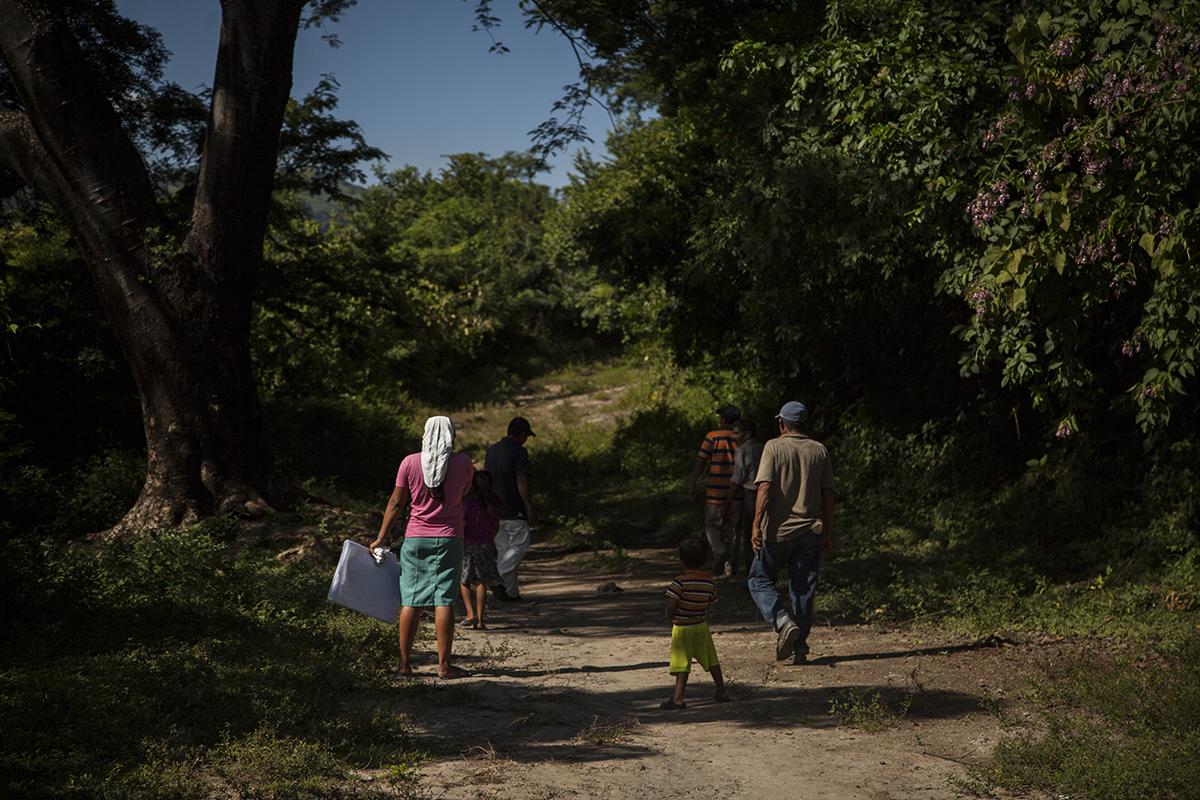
[327,540,401,623]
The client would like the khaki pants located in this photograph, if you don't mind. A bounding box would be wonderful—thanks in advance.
[704,503,732,570]
[494,519,531,596]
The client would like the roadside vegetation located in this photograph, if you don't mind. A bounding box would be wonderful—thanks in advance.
[4,0,1200,797]
[4,357,1197,797]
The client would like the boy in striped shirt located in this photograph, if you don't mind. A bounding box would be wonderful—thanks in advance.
[688,404,741,576]
[661,537,729,709]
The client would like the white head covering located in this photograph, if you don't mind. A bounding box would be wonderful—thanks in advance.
[420,415,455,493]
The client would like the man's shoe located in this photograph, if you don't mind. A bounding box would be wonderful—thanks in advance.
[775,620,801,661]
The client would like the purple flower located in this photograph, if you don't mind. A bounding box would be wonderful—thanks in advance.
[969,288,990,317]
[1082,154,1109,176]
[1055,421,1073,439]
[966,180,1010,228]
[982,114,1016,149]
[1050,36,1075,59]
[1123,333,1144,357]
[1075,239,1105,265]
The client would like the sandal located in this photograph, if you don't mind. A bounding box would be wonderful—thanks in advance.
[460,617,477,628]
[659,699,687,710]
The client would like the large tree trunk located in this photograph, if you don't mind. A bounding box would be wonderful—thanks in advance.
[0,0,306,534]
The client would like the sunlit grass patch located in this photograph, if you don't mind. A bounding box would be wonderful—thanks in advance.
[829,687,914,732]
[573,716,640,746]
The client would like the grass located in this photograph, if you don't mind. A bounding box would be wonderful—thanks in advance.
[0,523,426,799]
[829,687,914,732]
[574,717,638,746]
[4,353,1200,797]
[975,635,1200,800]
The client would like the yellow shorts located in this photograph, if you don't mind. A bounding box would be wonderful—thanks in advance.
[669,622,719,675]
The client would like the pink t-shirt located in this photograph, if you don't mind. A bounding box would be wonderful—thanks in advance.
[395,452,474,538]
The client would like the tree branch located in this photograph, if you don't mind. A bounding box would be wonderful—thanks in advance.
[0,1,162,238]
[521,0,615,159]
[0,2,161,317]
[186,0,307,287]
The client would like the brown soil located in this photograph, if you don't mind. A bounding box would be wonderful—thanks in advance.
[372,543,1058,799]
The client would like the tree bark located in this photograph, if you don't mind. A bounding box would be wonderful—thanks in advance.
[0,0,307,534]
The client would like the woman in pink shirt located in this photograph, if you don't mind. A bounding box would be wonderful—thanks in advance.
[370,416,473,678]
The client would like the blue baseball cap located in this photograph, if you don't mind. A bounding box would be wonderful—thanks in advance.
[776,401,807,424]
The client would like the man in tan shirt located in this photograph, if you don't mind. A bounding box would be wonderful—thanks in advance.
[748,401,835,663]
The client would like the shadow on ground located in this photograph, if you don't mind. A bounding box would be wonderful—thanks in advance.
[373,673,982,766]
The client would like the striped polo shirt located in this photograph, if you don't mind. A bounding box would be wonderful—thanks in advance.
[665,571,719,625]
[697,428,738,504]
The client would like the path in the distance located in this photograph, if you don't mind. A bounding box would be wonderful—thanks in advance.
[394,543,1034,800]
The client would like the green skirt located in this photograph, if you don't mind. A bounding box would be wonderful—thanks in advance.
[399,536,464,607]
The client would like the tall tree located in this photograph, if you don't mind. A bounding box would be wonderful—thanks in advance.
[0,0,352,533]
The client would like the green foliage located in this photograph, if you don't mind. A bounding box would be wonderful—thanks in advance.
[545,0,1200,446]
[265,396,419,497]
[818,412,1200,641]
[0,527,420,799]
[255,152,590,406]
[543,121,691,346]
[0,208,143,536]
[952,0,1200,435]
[275,74,387,200]
[982,635,1200,800]
[829,687,913,732]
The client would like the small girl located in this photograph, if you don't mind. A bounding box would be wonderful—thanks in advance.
[460,470,503,629]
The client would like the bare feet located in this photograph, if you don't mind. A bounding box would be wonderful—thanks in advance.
[438,665,469,680]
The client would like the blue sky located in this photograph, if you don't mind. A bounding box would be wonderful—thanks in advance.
[114,1,614,188]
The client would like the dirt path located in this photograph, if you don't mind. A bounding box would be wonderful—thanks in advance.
[379,542,1045,799]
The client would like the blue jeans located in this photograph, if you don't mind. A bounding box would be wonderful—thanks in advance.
[747,534,823,649]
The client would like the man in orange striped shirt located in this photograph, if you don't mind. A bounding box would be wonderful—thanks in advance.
[687,403,740,576]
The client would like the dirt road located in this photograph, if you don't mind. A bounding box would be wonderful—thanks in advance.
[381,544,1037,799]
